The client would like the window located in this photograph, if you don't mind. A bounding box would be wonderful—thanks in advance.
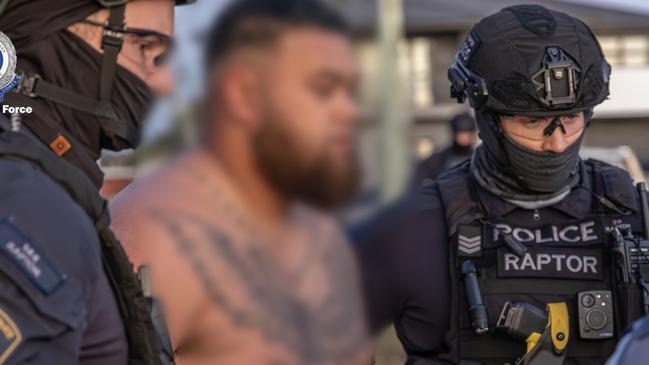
[356,38,433,109]
[408,37,433,108]
[599,35,649,67]
[404,35,457,109]
[355,36,456,110]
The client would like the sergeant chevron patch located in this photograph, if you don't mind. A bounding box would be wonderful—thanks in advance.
[458,225,482,257]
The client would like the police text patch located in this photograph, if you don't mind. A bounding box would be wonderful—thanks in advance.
[497,247,603,280]
[459,31,480,64]
[484,218,603,248]
[0,218,65,295]
[0,308,21,364]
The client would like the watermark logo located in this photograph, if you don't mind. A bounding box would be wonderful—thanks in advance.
[0,32,19,102]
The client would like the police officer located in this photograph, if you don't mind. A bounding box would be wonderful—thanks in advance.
[413,113,477,185]
[0,1,193,364]
[607,315,649,365]
[355,5,648,364]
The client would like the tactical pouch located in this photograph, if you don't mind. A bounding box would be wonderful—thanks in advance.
[615,282,644,333]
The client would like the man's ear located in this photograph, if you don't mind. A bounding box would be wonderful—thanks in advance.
[219,64,263,130]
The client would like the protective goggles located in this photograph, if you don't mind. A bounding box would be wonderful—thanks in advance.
[499,113,585,141]
[81,18,175,71]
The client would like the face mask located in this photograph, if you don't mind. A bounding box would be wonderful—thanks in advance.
[65,31,154,151]
[502,132,582,193]
[11,30,154,155]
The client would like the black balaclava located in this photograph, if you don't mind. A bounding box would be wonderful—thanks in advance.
[471,111,589,207]
[1,0,154,187]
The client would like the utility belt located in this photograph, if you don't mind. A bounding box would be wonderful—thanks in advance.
[453,208,649,365]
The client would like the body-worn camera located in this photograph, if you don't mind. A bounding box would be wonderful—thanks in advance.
[577,290,614,339]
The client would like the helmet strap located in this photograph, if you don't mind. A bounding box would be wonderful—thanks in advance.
[13,3,139,152]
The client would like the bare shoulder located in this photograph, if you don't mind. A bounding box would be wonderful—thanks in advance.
[109,152,200,262]
[110,155,190,217]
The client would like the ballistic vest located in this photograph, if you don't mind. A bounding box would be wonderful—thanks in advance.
[433,160,646,365]
[0,126,163,365]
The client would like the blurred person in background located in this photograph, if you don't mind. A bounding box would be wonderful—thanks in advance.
[607,314,649,365]
[110,0,371,364]
[413,113,476,186]
[0,0,192,364]
[355,5,649,365]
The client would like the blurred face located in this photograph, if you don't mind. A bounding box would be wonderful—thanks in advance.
[252,27,360,208]
[454,130,476,148]
[500,112,585,153]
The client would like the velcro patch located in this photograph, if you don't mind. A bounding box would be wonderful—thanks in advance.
[458,225,481,257]
[0,218,65,295]
[459,31,480,64]
[498,247,603,280]
[484,218,604,248]
[0,308,21,364]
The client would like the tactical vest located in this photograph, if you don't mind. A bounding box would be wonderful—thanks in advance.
[434,160,646,365]
[0,128,163,365]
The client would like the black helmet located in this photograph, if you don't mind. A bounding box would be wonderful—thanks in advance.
[448,4,611,116]
[449,113,476,133]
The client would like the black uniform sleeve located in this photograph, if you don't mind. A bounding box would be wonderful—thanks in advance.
[0,160,101,365]
[351,185,451,358]
[413,150,447,185]
[606,315,649,365]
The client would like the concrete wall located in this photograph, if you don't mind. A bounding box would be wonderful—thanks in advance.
[585,117,649,161]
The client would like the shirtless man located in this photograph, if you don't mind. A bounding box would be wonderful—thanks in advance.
[109,0,371,364]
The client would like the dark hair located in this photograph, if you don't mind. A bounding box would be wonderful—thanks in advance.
[205,0,349,67]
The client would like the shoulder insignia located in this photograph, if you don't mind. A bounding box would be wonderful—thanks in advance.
[0,307,21,364]
[458,224,482,257]
[0,217,66,295]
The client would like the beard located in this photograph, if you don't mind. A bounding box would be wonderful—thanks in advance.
[252,115,360,210]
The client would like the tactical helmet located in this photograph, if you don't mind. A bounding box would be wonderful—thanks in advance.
[449,113,476,132]
[448,4,611,116]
